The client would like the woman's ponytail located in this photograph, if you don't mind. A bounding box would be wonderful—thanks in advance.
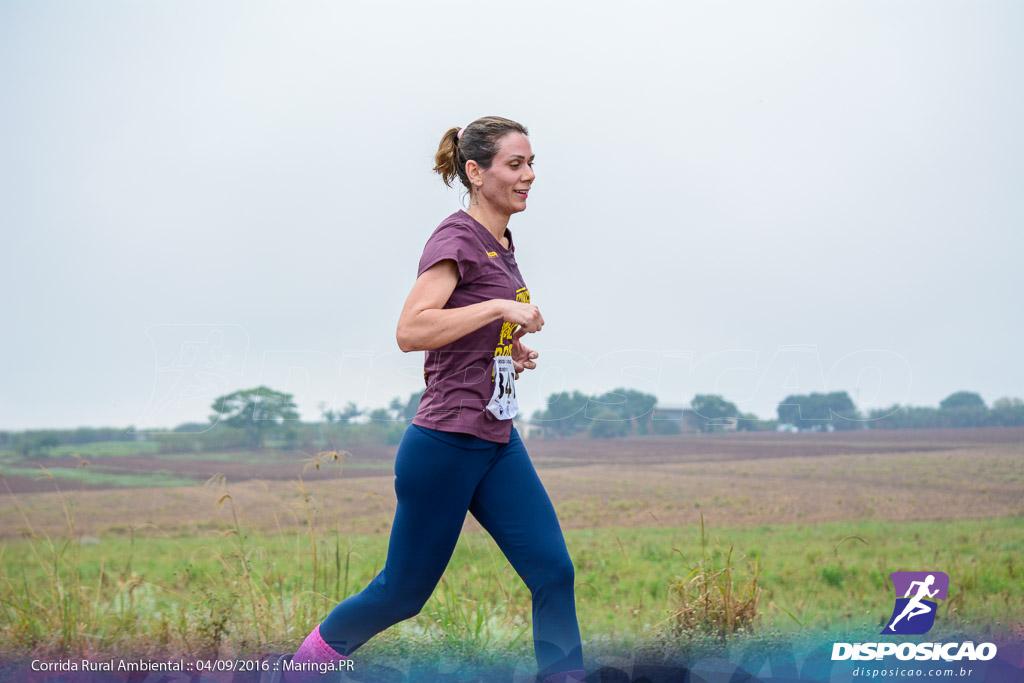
[433,127,462,188]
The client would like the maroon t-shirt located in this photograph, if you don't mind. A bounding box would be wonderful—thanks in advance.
[410,210,531,443]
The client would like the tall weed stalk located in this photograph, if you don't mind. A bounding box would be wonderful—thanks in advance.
[665,513,762,639]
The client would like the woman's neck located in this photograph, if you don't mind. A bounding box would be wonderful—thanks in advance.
[466,203,510,244]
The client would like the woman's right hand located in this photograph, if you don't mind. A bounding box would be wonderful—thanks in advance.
[500,300,544,335]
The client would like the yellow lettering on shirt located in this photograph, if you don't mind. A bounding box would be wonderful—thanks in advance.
[497,287,531,347]
[492,286,532,376]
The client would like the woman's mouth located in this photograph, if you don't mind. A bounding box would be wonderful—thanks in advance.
[514,190,529,198]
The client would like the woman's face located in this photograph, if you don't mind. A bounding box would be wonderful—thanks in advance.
[474,132,535,216]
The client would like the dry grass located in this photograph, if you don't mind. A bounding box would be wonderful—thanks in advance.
[665,514,761,639]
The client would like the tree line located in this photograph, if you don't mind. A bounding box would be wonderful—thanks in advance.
[2,387,1021,457]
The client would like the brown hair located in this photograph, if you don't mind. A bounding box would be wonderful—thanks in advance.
[433,116,529,192]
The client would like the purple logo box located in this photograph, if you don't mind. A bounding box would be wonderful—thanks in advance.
[890,571,949,601]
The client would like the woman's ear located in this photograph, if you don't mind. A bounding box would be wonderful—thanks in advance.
[465,159,482,188]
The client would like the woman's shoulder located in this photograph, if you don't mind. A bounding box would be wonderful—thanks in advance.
[417,211,486,279]
[421,211,486,253]
[427,210,477,239]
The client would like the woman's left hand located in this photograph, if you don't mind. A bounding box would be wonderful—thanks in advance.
[511,337,539,380]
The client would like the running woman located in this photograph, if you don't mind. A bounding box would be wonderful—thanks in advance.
[285,116,586,683]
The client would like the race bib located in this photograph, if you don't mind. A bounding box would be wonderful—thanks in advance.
[486,355,518,420]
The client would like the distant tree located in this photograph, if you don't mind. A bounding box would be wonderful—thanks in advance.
[172,422,211,433]
[868,404,939,429]
[17,433,60,459]
[319,401,339,423]
[992,397,1024,426]
[939,391,986,410]
[589,388,658,435]
[736,411,772,432]
[340,402,362,422]
[777,391,860,431]
[588,410,630,438]
[936,391,988,427]
[785,394,826,426]
[824,391,860,427]
[368,407,393,421]
[403,390,424,422]
[533,391,591,437]
[691,394,739,432]
[389,397,404,420]
[209,386,299,450]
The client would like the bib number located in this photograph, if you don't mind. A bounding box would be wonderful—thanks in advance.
[486,355,518,420]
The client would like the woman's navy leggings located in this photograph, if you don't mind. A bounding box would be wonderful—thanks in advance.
[318,423,584,677]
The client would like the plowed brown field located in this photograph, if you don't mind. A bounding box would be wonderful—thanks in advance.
[2,427,1021,540]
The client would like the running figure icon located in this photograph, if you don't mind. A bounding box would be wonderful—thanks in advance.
[886,574,939,632]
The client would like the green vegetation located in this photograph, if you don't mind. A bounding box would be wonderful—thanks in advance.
[668,514,761,638]
[210,386,300,450]
[2,388,1023,465]
[778,392,861,431]
[869,393,1024,429]
[0,465,198,488]
[530,388,1024,436]
[533,388,663,437]
[2,493,1020,660]
[0,440,163,462]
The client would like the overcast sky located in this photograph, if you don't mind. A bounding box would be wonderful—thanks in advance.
[2,1,1021,432]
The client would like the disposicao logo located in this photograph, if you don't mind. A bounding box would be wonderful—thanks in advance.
[831,569,998,663]
[882,571,949,635]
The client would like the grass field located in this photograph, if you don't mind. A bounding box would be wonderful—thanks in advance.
[1,427,1022,664]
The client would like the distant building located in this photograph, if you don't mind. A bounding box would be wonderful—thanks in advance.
[650,404,704,433]
[514,420,546,440]
[705,417,739,432]
[775,423,836,433]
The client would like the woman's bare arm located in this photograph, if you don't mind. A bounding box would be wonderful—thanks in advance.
[396,260,544,353]
[396,260,502,352]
